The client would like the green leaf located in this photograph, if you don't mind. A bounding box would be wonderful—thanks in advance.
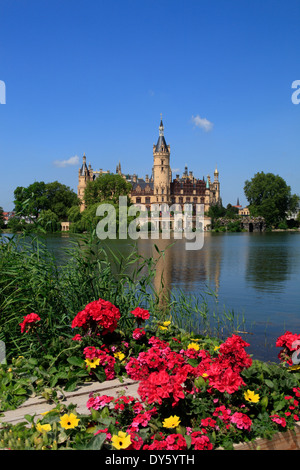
[83,432,106,450]
[64,377,79,392]
[67,357,85,367]
[264,379,274,388]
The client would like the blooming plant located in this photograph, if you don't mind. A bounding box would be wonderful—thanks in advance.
[2,302,300,450]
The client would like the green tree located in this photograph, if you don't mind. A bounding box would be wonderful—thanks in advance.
[38,210,59,232]
[67,205,82,223]
[13,181,79,221]
[244,172,299,227]
[0,207,4,229]
[225,204,239,219]
[205,203,226,228]
[84,173,132,207]
[45,181,79,220]
[6,217,23,232]
[14,182,48,218]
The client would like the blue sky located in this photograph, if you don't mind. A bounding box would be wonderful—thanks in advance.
[0,0,299,211]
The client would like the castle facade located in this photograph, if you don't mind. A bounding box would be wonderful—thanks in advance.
[77,118,221,214]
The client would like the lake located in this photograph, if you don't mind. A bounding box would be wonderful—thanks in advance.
[2,230,300,363]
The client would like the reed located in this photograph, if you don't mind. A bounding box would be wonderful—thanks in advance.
[0,231,243,360]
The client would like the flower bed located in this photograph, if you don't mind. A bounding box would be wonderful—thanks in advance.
[1,299,300,450]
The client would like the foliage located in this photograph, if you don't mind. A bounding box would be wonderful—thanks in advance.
[0,207,4,229]
[13,181,79,221]
[244,172,299,228]
[38,210,59,232]
[206,203,241,230]
[84,173,132,207]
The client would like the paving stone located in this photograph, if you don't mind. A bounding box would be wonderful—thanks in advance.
[0,378,139,426]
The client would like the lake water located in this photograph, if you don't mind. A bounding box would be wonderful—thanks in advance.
[2,231,300,363]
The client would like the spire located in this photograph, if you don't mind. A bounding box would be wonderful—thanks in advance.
[155,115,168,152]
[159,114,164,136]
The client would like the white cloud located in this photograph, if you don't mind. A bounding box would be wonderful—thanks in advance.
[191,115,214,132]
[53,155,79,168]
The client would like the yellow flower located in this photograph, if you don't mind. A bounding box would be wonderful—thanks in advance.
[187,342,200,351]
[244,389,260,403]
[289,364,300,371]
[111,431,131,450]
[36,422,51,433]
[214,345,220,351]
[202,372,208,378]
[114,351,125,361]
[158,321,171,331]
[85,357,100,369]
[59,413,80,430]
[162,415,181,429]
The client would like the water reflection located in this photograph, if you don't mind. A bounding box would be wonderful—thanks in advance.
[245,233,296,293]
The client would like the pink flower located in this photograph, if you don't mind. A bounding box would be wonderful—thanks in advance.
[270,414,286,427]
[132,328,146,340]
[231,412,252,431]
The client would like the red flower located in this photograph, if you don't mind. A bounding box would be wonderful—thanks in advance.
[72,334,82,341]
[71,299,120,336]
[19,313,41,333]
[191,431,213,450]
[131,307,150,320]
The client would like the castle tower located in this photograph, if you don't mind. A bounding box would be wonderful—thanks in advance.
[214,165,220,203]
[153,116,171,204]
[77,153,92,212]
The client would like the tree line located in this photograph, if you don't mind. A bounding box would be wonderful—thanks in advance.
[207,172,299,230]
[1,171,299,233]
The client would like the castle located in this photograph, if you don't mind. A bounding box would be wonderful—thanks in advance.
[77,118,221,214]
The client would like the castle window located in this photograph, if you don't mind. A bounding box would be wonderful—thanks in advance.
[136,197,141,204]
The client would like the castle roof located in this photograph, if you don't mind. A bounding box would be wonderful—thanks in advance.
[155,118,169,152]
[131,178,154,190]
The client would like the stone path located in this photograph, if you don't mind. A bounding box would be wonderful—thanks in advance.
[0,378,139,426]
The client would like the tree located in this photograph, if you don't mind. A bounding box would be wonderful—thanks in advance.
[38,210,59,232]
[244,172,299,227]
[67,205,82,223]
[84,174,132,207]
[14,182,48,218]
[0,206,4,229]
[205,203,226,228]
[13,181,79,220]
[225,204,239,219]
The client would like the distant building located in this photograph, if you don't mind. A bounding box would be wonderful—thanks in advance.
[61,221,71,231]
[2,211,15,224]
[239,207,250,216]
[233,198,243,210]
[77,118,221,214]
[286,204,300,221]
